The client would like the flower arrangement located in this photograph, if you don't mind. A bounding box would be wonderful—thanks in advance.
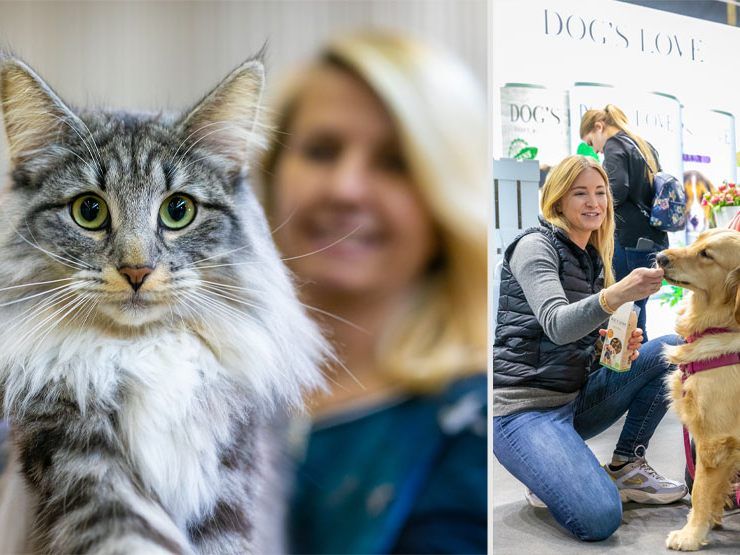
[701,182,740,209]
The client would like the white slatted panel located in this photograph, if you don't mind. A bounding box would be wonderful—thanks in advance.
[492,158,540,255]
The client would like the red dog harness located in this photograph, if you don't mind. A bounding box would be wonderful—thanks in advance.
[679,327,740,507]
[680,327,740,383]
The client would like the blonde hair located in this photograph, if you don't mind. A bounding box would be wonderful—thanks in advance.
[259,32,487,392]
[580,104,658,182]
[541,155,616,286]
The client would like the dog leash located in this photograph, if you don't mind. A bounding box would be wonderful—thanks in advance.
[679,327,740,507]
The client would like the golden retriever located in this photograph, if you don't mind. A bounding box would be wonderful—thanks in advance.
[657,228,740,551]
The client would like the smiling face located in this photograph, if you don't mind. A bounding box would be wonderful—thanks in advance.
[557,167,608,246]
[271,65,438,300]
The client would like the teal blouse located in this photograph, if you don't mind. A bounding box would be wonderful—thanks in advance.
[289,374,487,554]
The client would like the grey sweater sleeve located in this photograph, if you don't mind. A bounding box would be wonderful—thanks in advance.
[509,233,610,345]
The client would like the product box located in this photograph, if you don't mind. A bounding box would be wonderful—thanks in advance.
[600,302,639,372]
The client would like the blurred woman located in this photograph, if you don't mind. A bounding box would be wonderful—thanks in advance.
[259,32,487,554]
[580,105,665,339]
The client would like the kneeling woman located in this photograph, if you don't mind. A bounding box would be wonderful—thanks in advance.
[492,155,686,541]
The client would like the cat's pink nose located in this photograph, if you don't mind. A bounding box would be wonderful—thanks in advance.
[118,266,154,292]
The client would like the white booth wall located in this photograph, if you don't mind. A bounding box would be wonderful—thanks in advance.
[492,0,740,180]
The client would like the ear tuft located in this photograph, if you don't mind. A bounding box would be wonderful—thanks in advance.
[177,58,266,172]
[0,56,79,165]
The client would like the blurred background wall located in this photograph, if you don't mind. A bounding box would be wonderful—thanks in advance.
[0,0,486,165]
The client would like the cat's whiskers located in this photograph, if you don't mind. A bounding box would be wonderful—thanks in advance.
[170,120,235,166]
[4,283,91,338]
[75,293,101,332]
[33,293,95,348]
[169,292,190,330]
[73,115,105,169]
[46,144,98,177]
[196,284,263,312]
[14,107,103,172]
[0,277,78,294]
[0,204,92,271]
[196,280,260,294]
[186,261,263,271]
[0,280,90,309]
[174,290,219,345]
[47,112,104,171]
[171,121,247,171]
[300,304,368,334]
[183,244,255,269]
[178,290,248,351]
[193,284,361,390]
[269,205,297,235]
[5,283,88,332]
[191,288,261,327]
[13,227,91,271]
[15,289,89,349]
[177,153,220,175]
[190,225,364,271]
[198,279,366,332]
[24,218,95,270]
[185,290,300,385]
[280,224,363,262]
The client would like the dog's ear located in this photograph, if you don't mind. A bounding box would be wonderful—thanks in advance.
[726,267,740,324]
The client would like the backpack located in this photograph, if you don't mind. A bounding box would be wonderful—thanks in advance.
[623,136,687,232]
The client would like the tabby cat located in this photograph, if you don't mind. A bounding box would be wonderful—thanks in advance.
[0,53,327,553]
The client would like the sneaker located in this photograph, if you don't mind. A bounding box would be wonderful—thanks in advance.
[603,457,688,504]
[525,488,547,508]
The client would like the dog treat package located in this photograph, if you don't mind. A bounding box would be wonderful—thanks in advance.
[600,302,640,372]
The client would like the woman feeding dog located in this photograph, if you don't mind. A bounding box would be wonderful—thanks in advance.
[493,155,687,542]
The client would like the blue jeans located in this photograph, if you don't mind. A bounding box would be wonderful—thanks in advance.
[493,334,681,541]
[612,241,661,342]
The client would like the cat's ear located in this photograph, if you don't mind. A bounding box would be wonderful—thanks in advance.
[178,57,265,171]
[0,54,80,165]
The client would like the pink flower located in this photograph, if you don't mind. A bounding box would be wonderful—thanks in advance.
[726,193,735,203]
[719,183,728,192]
[701,198,708,206]
[710,195,720,205]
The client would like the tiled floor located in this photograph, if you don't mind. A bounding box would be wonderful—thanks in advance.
[491,298,740,553]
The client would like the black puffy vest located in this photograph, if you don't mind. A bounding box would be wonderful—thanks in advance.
[493,224,603,393]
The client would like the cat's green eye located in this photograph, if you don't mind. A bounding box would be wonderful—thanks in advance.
[70,195,109,230]
[159,194,196,230]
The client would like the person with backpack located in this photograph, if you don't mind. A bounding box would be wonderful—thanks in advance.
[580,105,684,340]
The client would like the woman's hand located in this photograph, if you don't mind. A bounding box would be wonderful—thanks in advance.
[603,267,664,309]
[598,328,643,361]
[626,327,643,361]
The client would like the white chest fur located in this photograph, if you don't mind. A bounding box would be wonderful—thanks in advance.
[2,329,240,527]
[116,332,237,526]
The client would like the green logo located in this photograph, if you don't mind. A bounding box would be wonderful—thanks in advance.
[508,138,538,160]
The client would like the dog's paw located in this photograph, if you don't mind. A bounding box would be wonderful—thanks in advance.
[666,528,708,551]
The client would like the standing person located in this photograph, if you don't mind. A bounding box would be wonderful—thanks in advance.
[580,105,666,339]
[493,155,686,542]
[259,32,487,554]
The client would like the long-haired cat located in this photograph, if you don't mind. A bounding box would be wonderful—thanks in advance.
[0,52,327,554]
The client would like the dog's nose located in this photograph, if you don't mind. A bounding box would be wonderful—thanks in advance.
[118,266,154,292]
[655,253,669,268]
